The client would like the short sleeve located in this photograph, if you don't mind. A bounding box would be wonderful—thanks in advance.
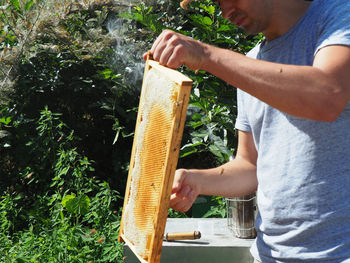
[315,1,350,55]
[235,89,251,132]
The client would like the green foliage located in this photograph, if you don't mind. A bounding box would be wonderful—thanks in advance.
[0,1,129,259]
[202,196,226,218]
[119,5,164,34]
[168,208,188,219]
[0,0,137,194]
[62,194,90,216]
[0,107,123,262]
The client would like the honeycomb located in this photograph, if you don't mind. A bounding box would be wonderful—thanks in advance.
[123,67,179,258]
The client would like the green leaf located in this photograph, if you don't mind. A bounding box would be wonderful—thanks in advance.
[62,194,76,208]
[180,142,203,158]
[200,4,215,15]
[209,143,231,162]
[202,16,213,26]
[58,166,70,176]
[0,116,11,125]
[112,128,121,145]
[217,24,231,32]
[25,0,34,11]
[99,69,113,79]
[188,120,204,129]
[62,194,90,215]
[15,258,26,263]
[10,0,20,11]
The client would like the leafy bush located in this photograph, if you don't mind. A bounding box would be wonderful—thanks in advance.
[0,0,139,196]
[0,107,123,262]
[0,0,131,261]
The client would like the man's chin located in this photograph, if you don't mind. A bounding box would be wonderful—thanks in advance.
[238,25,251,35]
[240,26,261,36]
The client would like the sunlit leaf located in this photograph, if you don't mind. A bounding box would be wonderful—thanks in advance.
[10,0,20,11]
[25,0,34,11]
[62,194,90,215]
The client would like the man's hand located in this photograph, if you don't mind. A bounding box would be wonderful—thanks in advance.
[169,131,258,213]
[169,169,200,212]
[143,30,208,70]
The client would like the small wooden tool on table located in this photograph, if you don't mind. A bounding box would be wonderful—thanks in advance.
[164,231,201,241]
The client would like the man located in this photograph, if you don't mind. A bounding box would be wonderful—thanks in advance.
[144,0,350,262]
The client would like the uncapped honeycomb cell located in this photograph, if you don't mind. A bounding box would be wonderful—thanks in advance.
[123,67,177,258]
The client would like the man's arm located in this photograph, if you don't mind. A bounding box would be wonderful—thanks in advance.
[146,30,350,122]
[170,130,258,212]
[203,44,350,122]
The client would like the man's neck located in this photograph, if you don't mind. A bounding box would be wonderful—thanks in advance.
[263,0,312,41]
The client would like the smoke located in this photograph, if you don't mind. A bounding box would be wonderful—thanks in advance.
[107,1,148,90]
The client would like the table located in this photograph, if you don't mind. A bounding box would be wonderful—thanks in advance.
[123,218,255,263]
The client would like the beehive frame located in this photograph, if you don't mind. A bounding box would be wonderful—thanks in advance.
[118,58,192,263]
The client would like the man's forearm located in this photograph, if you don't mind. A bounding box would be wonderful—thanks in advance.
[191,158,257,197]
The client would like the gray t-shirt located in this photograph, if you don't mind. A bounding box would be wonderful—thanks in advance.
[235,0,350,262]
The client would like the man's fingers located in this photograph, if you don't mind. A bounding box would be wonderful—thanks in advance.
[167,45,185,69]
[169,193,181,208]
[150,30,173,61]
[172,169,186,193]
[175,189,195,212]
[169,187,196,213]
[170,169,197,212]
[150,31,164,55]
[147,29,205,70]
[170,194,191,212]
[159,45,173,67]
[177,185,191,199]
